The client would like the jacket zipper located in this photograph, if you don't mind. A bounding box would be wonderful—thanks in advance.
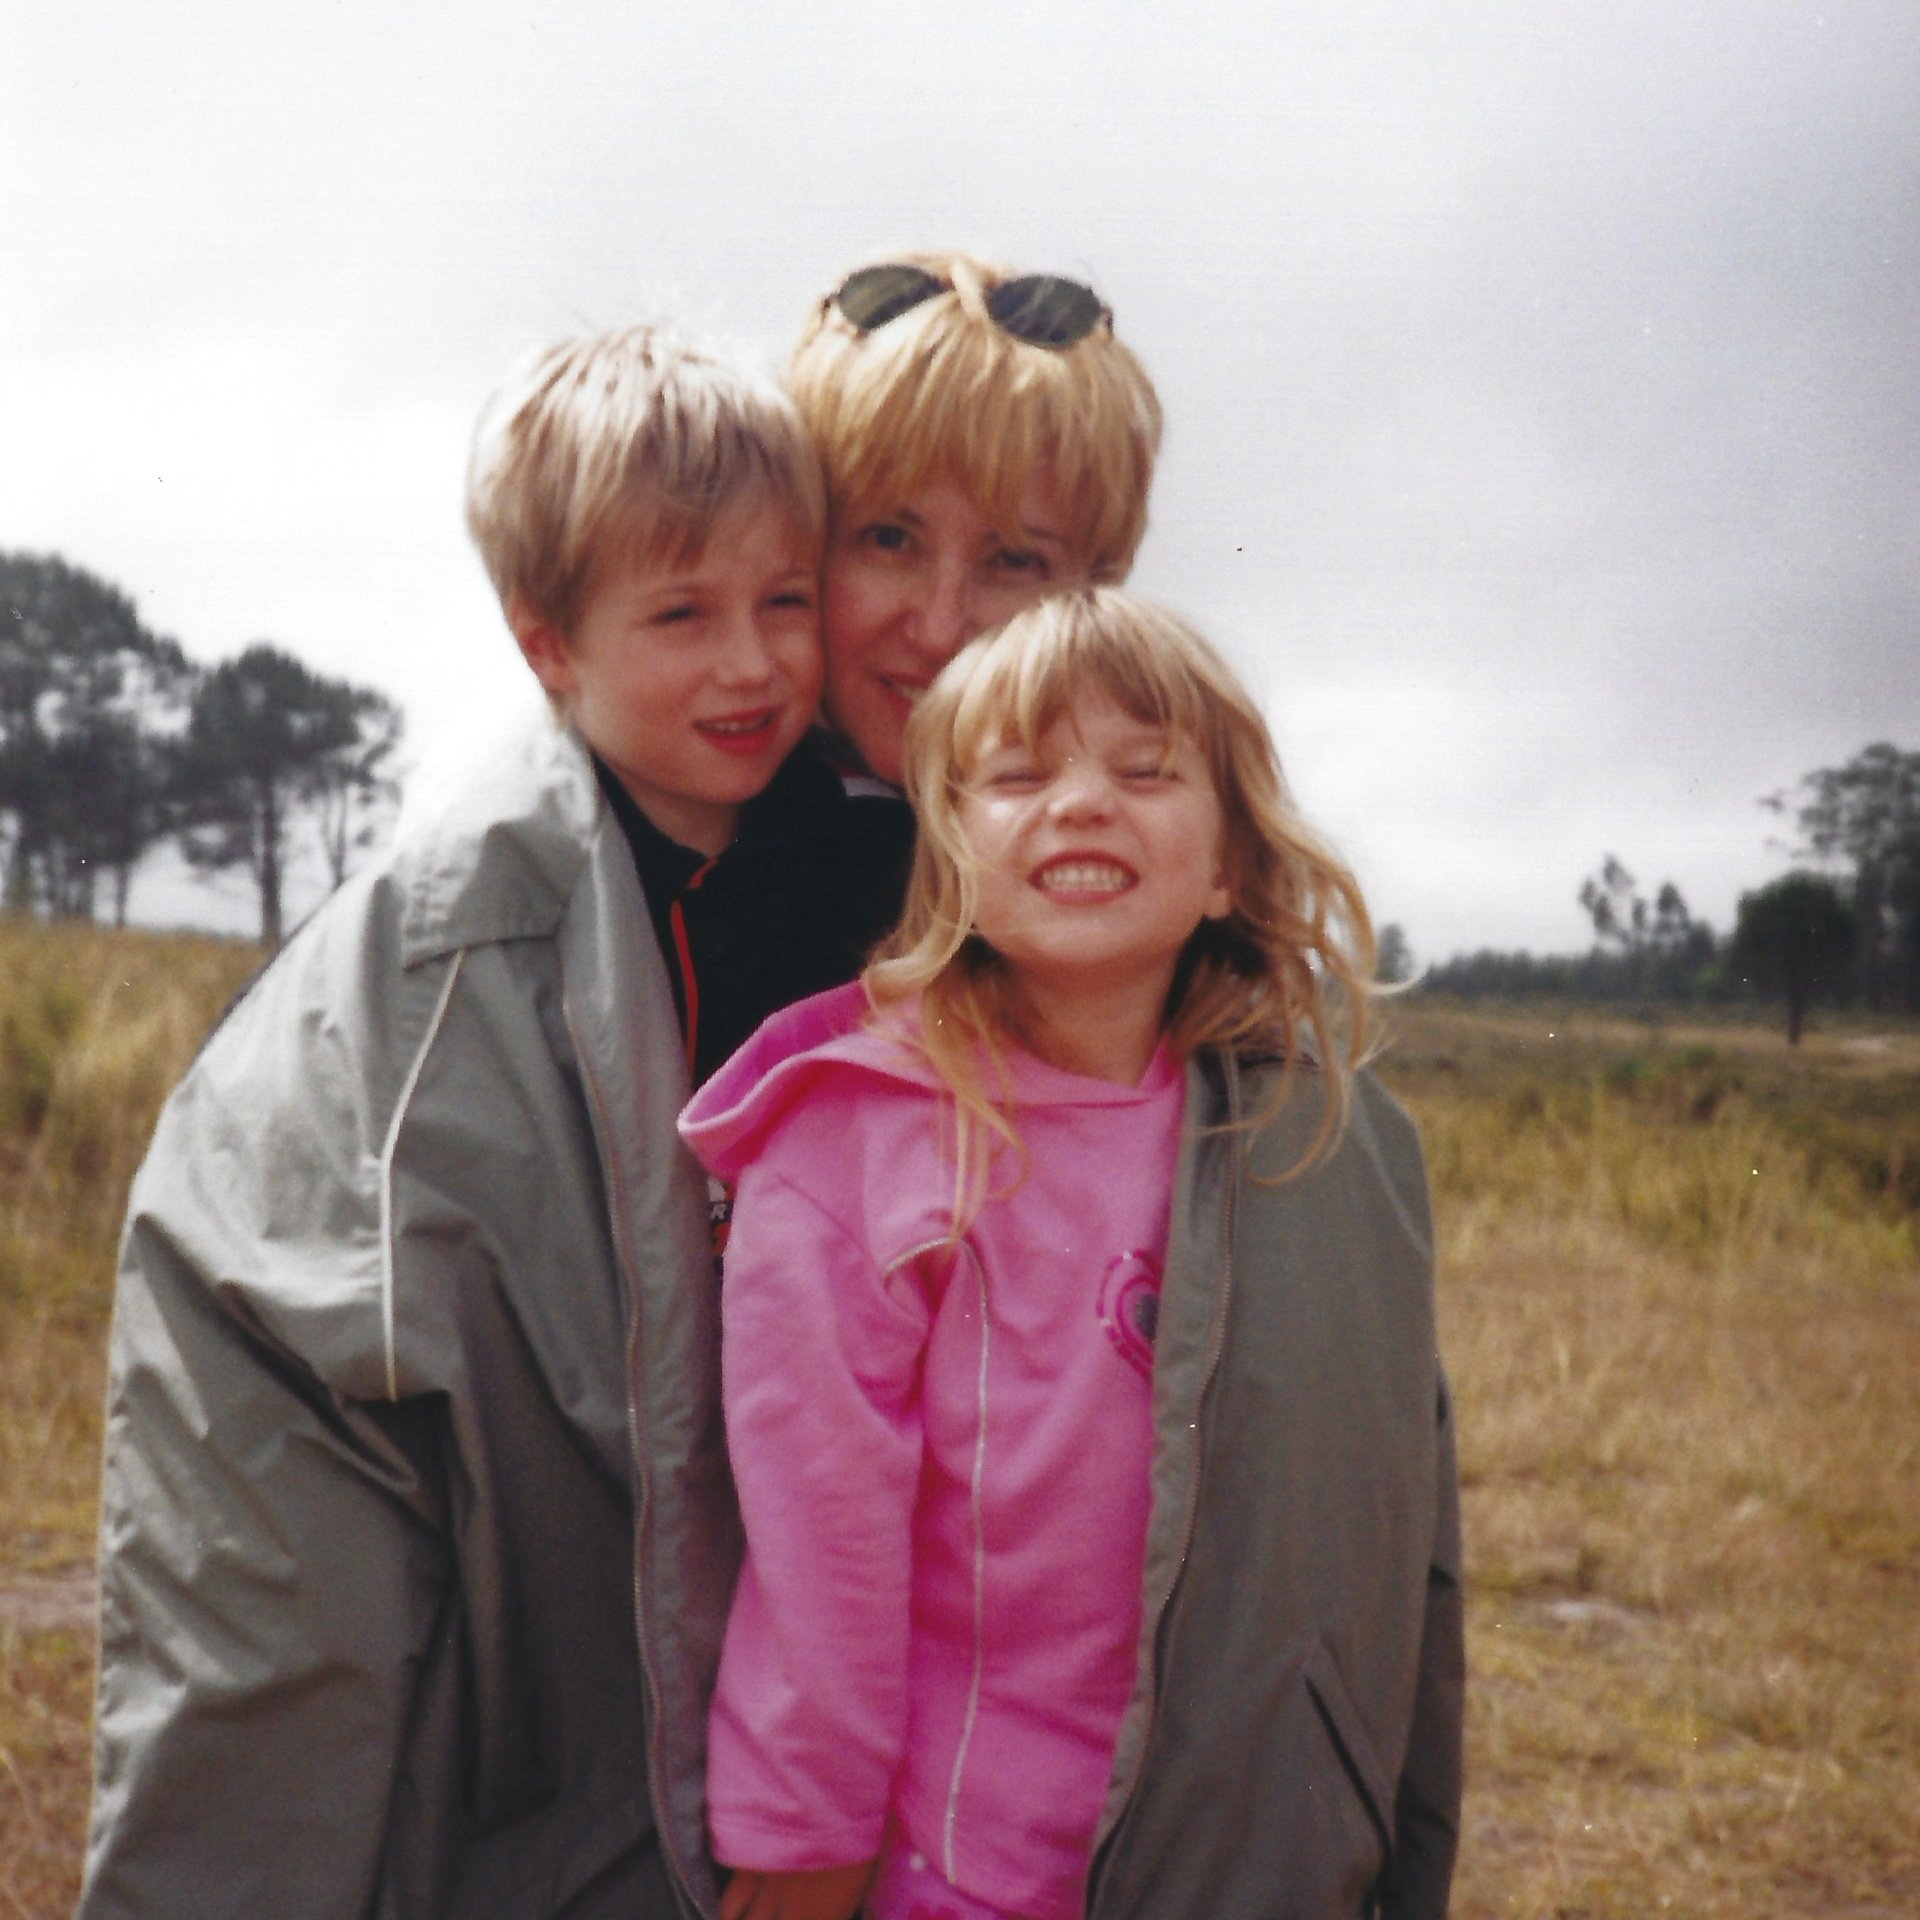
[1086,1058,1243,1910]
[564,987,710,1920]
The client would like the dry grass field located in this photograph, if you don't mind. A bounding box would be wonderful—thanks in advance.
[1,921,1916,1917]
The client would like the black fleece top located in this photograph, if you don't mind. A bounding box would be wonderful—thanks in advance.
[596,737,913,1088]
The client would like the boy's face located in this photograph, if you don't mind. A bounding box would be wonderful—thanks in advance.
[820,471,1080,785]
[517,511,822,855]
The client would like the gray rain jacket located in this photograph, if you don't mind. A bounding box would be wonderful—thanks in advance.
[82,719,736,1919]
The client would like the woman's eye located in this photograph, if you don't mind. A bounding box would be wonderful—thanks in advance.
[989,546,1049,578]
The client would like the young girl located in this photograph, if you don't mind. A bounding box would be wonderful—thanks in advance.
[680,590,1463,1920]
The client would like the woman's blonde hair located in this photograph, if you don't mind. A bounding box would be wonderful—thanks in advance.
[867,588,1379,1207]
[466,324,826,637]
[789,251,1162,581]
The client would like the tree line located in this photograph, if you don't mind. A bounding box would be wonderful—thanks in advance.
[1412,741,1920,1041]
[1,549,402,945]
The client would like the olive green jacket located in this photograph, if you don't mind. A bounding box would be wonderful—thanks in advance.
[1088,1053,1463,1920]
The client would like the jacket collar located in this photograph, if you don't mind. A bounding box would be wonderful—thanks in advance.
[395,716,602,969]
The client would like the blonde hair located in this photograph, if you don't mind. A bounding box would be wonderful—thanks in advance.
[789,251,1163,581]
[867,588,1379,1209]
[466,325,826,636]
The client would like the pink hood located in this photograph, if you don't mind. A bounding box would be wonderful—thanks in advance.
[678,981,937,1180]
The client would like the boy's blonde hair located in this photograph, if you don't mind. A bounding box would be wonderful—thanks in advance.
[466,325,826,636]
[789,252,1162,580]
[868,588,1379,1200]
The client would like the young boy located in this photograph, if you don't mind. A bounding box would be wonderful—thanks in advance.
[81,327,907,1920]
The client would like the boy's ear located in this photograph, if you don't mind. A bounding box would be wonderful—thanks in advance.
[508,596,576,705]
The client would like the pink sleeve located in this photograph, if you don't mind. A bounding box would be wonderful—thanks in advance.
[707,1160,934,1871]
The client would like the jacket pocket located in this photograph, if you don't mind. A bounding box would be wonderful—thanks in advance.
[1303,1636,1395,1864]
[1089,1634,1394,1919]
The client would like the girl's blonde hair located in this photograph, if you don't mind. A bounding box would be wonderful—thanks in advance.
[789,251,1162,581]
[466,324,826,637]
[867,588,1379,1204]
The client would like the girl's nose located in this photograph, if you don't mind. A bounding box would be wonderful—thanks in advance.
[1049,759,1117,819]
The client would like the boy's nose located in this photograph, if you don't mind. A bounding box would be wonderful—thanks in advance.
[712,613,778,683]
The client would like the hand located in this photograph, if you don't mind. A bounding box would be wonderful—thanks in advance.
[717,1860,878,1920]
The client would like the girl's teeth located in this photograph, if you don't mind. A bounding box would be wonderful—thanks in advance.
[1041,861,1131,891]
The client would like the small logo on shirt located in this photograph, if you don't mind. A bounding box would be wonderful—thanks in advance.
[707,1174,733,1275]
[1099,1248,1162,1379]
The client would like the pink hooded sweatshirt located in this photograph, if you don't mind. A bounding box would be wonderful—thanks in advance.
[677,983,1186,1920]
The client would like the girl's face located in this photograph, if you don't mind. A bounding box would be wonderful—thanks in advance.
[820,473,1081,784]
[956,690,1233,1010]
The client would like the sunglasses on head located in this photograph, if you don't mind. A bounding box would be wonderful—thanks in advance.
[829,263,1112,350]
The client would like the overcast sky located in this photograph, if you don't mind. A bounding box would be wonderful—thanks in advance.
[5,0,1916,959]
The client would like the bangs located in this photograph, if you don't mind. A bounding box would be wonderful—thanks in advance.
[943,595,1228,786]
[587,460,823,590]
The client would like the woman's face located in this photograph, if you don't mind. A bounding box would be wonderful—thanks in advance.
[820,473,1081,784]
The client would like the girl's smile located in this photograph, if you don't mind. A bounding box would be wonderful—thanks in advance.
[958,691,1233,1040]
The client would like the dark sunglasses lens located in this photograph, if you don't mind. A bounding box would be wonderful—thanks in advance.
[834,264,949,332]
[985,275,1109,347]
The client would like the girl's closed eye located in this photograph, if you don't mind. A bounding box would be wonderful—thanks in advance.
[979,760,1046,793]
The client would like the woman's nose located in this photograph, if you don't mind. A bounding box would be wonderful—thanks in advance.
[904,565,981,665]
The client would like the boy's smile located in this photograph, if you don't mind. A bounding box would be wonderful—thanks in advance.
[514,512,823,855]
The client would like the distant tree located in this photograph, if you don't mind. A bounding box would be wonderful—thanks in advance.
[174,644,404,945]
[1728,873,1859,1045]
[308,685,404,889]
[1579,855,1647,951]
[1576,858,1716,999]
[1376,922,1415,985]
[1771,743,1920,1014]
[0,550,192,920]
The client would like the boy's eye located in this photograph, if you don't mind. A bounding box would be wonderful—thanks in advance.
[861,522,912,555]
[768,585,817,611]
[650,602,700,626]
